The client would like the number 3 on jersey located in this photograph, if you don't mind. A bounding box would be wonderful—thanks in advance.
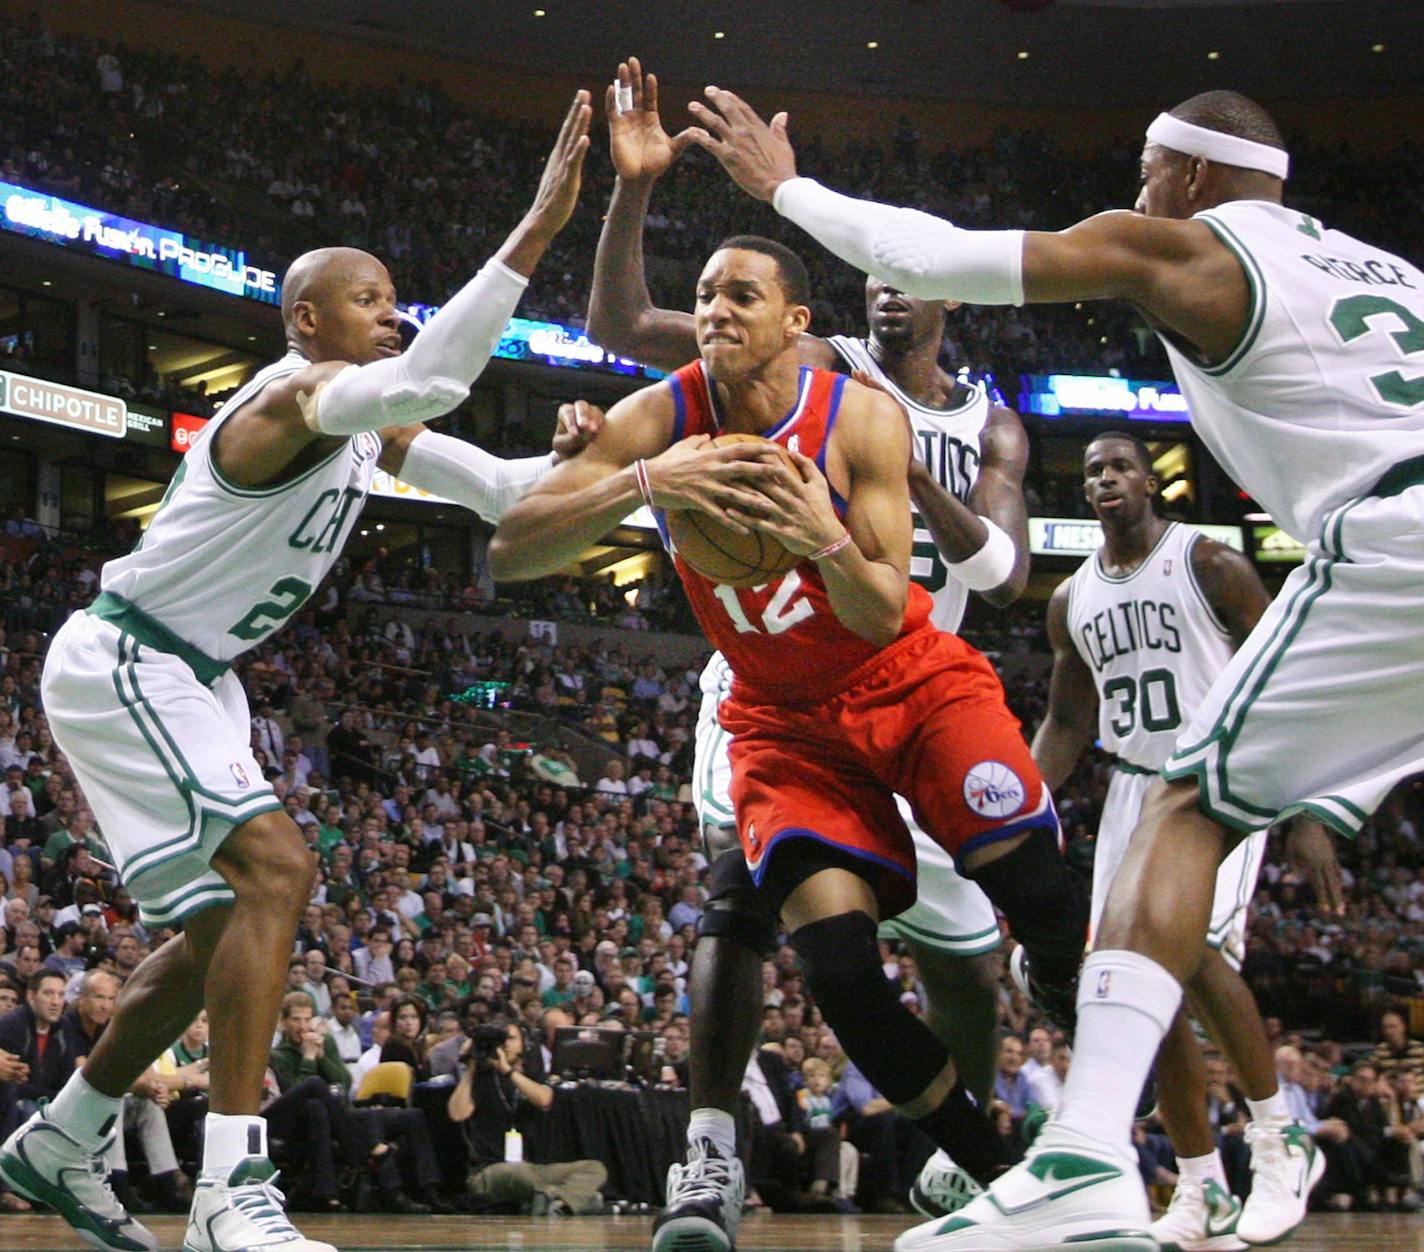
[712,570,815,635]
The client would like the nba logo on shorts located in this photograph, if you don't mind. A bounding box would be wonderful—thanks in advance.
[963,761,1025,819]
[1096,970,1112,998]
[230,762,250,789]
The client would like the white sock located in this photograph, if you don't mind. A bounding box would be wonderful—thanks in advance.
[47,1072,123,1150]
[687,1107,736,1159]
[1246,1090,1290,1124]
[201,1113,268,1179]
[1053,950,1182,1152]
[1177,1150,1228,1190]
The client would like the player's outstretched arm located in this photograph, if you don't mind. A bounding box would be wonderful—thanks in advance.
[375,404,604,524]
[246,91,593,459]
[488,389,785,581]
[1031,579,1100,793]
[588,62,836,373]
[688,88,1250,362]
[586,58,701,371]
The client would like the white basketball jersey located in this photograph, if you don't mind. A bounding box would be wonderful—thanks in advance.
[101,351,380,661]
[827,335,989,632]
[1065,523,1235,771]
[1162,201,1424,544]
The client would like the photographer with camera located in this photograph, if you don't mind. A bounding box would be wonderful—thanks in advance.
[448,1017,606,1215]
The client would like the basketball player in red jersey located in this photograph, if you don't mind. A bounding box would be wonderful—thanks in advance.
[588,58,1043,1248]
[490,236,1093,1216]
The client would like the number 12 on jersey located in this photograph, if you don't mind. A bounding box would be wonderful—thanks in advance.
[712,570,814,635]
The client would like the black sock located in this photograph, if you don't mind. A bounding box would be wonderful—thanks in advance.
[912,1078,1003,1184]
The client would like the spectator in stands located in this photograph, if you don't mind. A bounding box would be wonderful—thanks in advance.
[831,1056,931,1214]
[327,991,364,1068]
[994,1034,1032,1121]
[382,995,432,1080]
[0,969,73,1135]
[1027,1040,1072,1115]
[1375,1008,1424,1084]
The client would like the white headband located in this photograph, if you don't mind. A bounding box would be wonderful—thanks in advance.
[1146,112,1289,180]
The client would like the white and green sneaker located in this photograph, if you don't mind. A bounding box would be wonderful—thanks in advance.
[183,1156,336,1252]
[910,1150,984,1219]
[893,1125,1158,1251]
[0,1105,157,1250]
[1235,1121,1323,1246]
[1151,1177,1245,1251]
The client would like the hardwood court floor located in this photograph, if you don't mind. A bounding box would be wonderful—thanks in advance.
[3,1211,1422,1251]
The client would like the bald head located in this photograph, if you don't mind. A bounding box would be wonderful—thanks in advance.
[281,247,390,334]
[1169,91,1284,155]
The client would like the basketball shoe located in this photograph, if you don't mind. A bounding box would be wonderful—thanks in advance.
[0,1103,157,1250]
[1234,1120,1323,1245]
[910,1150,984,1219]
[893,1123,1156,1251]
[184,1156,336,1251]
[1150,1177,1245,1251]
[651,1136,745,1252]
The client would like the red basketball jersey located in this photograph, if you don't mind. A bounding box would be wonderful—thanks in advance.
[664,359,933,702]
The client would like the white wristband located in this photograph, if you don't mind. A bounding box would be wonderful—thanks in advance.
[946,519,1017,591]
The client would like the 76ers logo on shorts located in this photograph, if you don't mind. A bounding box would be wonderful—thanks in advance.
[963,761,1025,819]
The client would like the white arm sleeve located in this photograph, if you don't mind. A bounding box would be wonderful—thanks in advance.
[308,260,529,435]
[394,429,557,523]
[772,178,1026,306]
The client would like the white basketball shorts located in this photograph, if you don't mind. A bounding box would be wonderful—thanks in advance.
[1164,484,1424,837]
[1092,766,1266,970]
[41,611,281,927]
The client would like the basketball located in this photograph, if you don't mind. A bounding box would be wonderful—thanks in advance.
[665,433,802,588]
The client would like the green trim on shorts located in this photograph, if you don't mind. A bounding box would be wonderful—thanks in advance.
[1163,499,1369,837]
[884,917,1002,956]
[90,591,230,686]
[1113,760,1158,777]
[139,881,237,928]
[695,706,734,822]
[1196,216,1267,376]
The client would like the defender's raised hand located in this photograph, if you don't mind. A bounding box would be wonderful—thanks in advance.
[525,90,594,241]
[606,57,698,184]
[687,86,798,202]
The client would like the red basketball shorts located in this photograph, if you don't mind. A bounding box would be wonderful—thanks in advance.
[720,626,1056,918]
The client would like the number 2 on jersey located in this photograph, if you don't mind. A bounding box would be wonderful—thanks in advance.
[229,576,314,642]
[712,570,814,635]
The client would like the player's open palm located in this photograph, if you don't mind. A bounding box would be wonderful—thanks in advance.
[688,87,799,202]
[606,57,696,183]
[527,90,593,239]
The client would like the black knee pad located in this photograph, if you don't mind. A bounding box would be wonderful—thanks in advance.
[967,828,1089,975]
[699,847,776,953]
[791,911,947,1106]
